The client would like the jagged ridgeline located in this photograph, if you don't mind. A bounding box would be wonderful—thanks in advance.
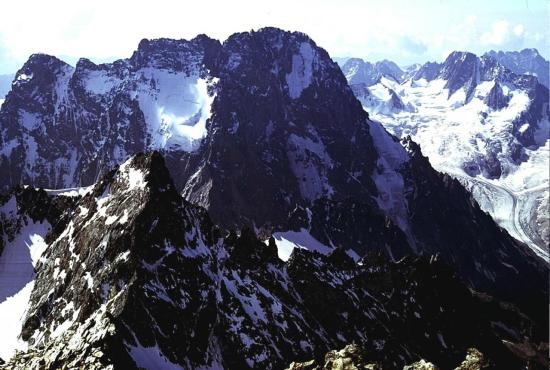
[0,153,547,369]
[0,28,547,369]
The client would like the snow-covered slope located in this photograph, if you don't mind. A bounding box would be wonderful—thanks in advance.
[345,51,550,258]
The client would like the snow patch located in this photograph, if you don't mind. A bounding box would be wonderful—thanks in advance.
[368,121,412,238]
[17,73,32,82]
[287,132,333,201]
[118,159,147,190]
[286,42,315,99]
[272,229,333,261]
[0,281,34,360]
[83,70,121,95]
[45,186,93,197]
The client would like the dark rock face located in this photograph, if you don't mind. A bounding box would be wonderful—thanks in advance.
[410,61,441,82]
[439,51,480,100]
[401,137,547,323]
[1,153,547,370]
[179,29,380,234]
[484,82,510,110]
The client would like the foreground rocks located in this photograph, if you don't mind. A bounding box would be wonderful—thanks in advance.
[286,344,489,370]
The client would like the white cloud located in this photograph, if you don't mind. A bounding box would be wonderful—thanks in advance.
[0,0,547,73]
[480,20,509,45]
[513,24,525,37]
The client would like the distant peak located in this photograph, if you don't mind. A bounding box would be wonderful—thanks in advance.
[346,57,366,64]
[520,48,540,56]
[444,50,478,63]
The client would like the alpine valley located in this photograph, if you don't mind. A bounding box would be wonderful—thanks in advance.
[0,28,547,369]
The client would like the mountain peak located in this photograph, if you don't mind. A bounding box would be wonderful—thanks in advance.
[20,53,70,70]
[438,51,480,98]
[14,53,72,85]
[96,151,177,197]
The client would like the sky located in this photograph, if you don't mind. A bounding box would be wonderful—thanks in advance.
[0,0,548,74]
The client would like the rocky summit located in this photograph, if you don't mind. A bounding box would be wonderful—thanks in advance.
[0,152,547,370]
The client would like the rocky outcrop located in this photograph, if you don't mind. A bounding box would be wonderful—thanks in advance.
[286,344,490,370]
[454,349,487,370]
[484,82,510,110]
[287,344,380,370]
[403,360,437,370]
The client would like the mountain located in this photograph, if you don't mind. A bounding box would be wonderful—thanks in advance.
[341,58,405,86]
[485,48,550,88]
[345,50,550,259]
[402,63,422,80]
[0,153,547,369]
[0,28,547,363]
[341,59,414,115]
[350,77,415,115]
[410,61,441,82]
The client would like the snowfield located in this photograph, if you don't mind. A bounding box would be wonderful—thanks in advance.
[135,69,217,152]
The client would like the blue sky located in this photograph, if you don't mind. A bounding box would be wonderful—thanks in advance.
[0,0,548,74]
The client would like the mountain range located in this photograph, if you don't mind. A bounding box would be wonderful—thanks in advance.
[341,48,550,259]
[0,29,547,369]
